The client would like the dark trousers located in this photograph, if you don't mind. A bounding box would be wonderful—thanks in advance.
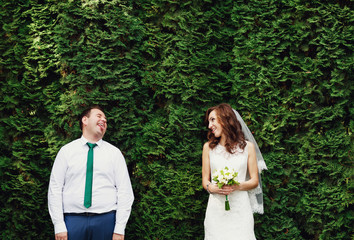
[64,211,115,240]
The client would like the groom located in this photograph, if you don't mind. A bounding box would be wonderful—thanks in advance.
[48,105,134,240]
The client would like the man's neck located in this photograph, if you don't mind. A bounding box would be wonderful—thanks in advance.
[83,133,102,143]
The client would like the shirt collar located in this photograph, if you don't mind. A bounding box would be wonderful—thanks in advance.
[80,135,103,147]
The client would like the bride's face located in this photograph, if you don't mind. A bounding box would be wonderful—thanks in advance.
[208,110,223,138]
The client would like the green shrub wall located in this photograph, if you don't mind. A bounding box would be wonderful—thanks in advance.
[0,0,352,239]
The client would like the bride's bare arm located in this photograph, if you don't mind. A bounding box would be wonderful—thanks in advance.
[202,142,229,195]
[202,142,211,192]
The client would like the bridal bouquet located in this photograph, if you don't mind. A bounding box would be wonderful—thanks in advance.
[212,166,239,210]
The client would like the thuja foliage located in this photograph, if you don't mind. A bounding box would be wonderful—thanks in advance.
[0,0,352,239]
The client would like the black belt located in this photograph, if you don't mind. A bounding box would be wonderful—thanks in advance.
[64,210,115,217]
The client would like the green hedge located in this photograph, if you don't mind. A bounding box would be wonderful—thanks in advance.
[0,0,352,239]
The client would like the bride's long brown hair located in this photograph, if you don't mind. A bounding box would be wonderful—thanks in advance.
[205,103,246,154]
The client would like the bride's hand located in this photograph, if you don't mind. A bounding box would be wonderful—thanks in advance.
[222,185,236,195]
[209,184,235,195]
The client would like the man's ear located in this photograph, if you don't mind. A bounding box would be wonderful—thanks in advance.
[82,116,88,127]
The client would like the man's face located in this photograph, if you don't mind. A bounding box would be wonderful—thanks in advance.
[83,108,107,138]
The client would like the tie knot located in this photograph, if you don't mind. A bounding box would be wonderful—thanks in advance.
[87,142,97,149]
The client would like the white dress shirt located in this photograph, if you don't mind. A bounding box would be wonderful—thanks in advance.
[48,136,134,235]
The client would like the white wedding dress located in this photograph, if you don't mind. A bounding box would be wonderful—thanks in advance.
[204,143,256,240]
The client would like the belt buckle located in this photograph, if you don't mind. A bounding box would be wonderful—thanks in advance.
[85,212,96,216]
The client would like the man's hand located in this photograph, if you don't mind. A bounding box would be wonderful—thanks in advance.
[113,233,124,240]
[55,232,68,240]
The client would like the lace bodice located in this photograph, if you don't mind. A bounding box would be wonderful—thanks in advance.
[209,143,248,184]
[209,143,264,214]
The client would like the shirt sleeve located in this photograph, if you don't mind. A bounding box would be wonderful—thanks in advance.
[48,147,68,234]
[113,150,134,235]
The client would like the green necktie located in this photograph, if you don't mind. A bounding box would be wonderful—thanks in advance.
[84,142,97,208]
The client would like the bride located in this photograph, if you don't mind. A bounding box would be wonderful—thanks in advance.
[202,103,267,240]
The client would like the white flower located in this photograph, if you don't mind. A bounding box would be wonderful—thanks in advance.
[218,175,224,182]
[213,167,239,188]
